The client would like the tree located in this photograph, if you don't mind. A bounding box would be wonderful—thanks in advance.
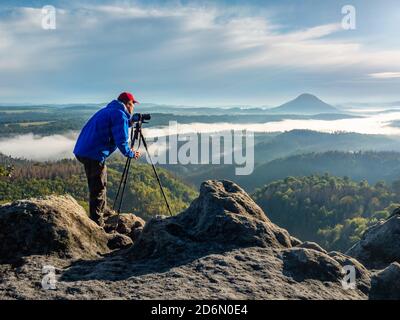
[252,174,400,252]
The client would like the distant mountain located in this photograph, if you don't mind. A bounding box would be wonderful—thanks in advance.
[268,93,339,114]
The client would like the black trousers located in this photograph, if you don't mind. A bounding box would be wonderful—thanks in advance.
[76,156,107,226]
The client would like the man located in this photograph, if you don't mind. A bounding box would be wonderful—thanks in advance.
[73,92,141,227]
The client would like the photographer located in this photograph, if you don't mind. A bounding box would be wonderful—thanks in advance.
[73,92,141,227]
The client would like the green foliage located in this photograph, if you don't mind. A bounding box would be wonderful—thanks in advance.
[253,174,400,252]
[0,154,198,220]
[236,151,400,192]
[0,165,7,177]
[0,164,13,178]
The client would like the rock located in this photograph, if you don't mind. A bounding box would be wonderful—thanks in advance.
[282,247,342,282]
[0,181,370,300]
[107,232,133,250]
[388,207,400,219]
[129,180,292,262]
[328,251,371,294]
[0,195,110,261]
[104,213,145,240]
[370,262,400,300]
[130,227,143,242]
[290,236,302,247]
[346,215,400,269]
[298,241,327,254]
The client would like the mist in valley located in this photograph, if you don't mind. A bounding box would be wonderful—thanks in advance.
[1,110,400,161]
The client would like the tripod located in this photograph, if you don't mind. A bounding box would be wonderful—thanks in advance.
[112,118,173,230]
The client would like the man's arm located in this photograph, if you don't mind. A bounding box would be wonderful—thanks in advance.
[111,111,136,158]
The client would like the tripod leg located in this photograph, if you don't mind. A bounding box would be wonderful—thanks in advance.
[140,134,173,216]
[113,157,130,211]
[117,157,132,214]
[112,123,142,231]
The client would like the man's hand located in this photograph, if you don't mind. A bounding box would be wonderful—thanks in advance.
[131,147,141,160]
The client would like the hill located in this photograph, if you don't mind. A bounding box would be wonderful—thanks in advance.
[168,130,400,190]
[268,93,339,114]
[181,150,400,193]
[252,174,400,252]
[236,151,400,192]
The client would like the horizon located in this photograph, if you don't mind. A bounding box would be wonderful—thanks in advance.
[1,92,400,109]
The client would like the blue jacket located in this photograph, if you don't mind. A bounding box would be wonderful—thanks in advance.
[73,100,135,162]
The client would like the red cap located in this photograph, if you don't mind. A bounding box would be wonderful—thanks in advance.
[118,92,139,104]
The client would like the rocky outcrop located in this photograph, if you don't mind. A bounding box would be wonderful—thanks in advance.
[0,195,146,263]
[104,213,145,241]
[120,180,368,299]
[129,180,292,263]
[107,232,133,250]
[369,262,400,300]
[328,251,371,294]
[298,241,327,254]
[0,195,110,261]
[346,215,400,269]
[0,180,394,300]
[281,247,343,282]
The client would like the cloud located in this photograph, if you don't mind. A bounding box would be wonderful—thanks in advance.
[143,112,400,136]
[0,133,76,161]
[369,72,400,79]
[0,2,400,103]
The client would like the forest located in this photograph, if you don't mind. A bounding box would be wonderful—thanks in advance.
[253,174,400,251]
[2,152,399,252]
[0,154,197,220]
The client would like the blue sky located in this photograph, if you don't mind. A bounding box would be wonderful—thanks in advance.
[0,0,400,105]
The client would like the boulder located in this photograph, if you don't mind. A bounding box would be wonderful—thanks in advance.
[282,247,342,282]
[104,213,145,241]
[346,215,400,269]
[328,251,371,294]
[298,241,327,254]
[0,195,110,261]
[369,262,400,300]
[130,227,143,242]
[107,232,133,250]
[129,180,292,263]
[290,236,302,247]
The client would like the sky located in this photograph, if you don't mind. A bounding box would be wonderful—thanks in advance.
[0,0,400,106]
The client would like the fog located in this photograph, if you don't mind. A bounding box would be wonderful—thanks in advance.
[1,111,400,161]
[142,111,400,137]
[0,133,77,161]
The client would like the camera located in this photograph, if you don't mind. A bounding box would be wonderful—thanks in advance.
[131,113,151,123]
